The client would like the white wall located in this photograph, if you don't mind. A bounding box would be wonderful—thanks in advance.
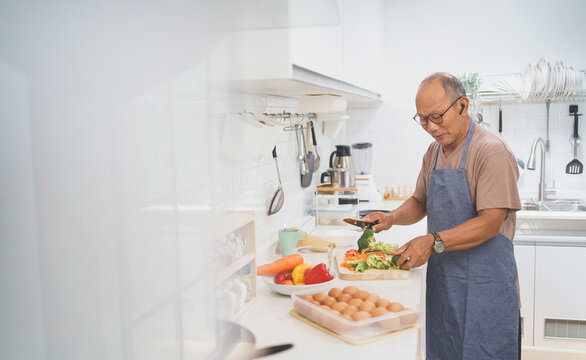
[339,0,586,197]
[0,3,220,360]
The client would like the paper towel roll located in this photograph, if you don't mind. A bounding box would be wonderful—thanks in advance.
[299,94,347,113]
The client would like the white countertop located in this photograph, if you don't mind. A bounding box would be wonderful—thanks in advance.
[238,267,427,359]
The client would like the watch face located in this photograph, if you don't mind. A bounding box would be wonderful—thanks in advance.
[434,240,445,253]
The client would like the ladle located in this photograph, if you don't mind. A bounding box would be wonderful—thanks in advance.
[268,146,284,215]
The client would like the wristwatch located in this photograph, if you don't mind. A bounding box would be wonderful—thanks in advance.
[431,232,445,254]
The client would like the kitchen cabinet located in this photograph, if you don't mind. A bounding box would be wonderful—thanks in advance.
[211,0,384,107]
[514,244,535,347]
[534,245,586,351]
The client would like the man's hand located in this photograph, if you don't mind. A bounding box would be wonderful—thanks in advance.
[393,234,434,269]
[361,211,394,233]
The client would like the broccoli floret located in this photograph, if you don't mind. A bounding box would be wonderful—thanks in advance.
[357,229,375,252]
[366,254,391,270]
[348,259,368,273]
[371,242,398,254]
[389,254,401,269]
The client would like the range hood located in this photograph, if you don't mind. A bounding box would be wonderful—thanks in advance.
[219,64,382,108]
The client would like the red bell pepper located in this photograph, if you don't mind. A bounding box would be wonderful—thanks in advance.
[304,263,334,285]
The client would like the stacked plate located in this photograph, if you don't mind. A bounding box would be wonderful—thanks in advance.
[521,58,585,101]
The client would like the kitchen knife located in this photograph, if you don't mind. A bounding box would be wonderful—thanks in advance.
[343,218,379,229]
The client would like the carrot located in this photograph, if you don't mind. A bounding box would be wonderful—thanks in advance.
[256,254,304,276]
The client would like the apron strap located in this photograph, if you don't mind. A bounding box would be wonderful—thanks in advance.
[459,119,476,169]
[431,119,476,170]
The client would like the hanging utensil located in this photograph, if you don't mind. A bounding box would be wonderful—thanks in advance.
[498,104,503,136]
[566,107,583,174]
[300,123,313,188]
[310,120,321,172]
[545,99,550,151]
[268,146,284,215]
[295,124,309,175]
[305,123,316,174]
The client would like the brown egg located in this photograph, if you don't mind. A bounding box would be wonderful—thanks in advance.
[341,304,358,316]
[358,300,376,312]
[351,311,372,321]
[342,286,359,295]
[348,298,364,307]
[300,295,312,302]
[375,298,391,308]
[388,302,404,313]
[333,314,354,332]
[365,293,380,303]
[341,314,354,322]
[318,305,332,327]
[354,290,370,300]
[370,306,390,317]
[293,300,307,313]
[330,309,341,316]
[309,299,321,306]
[321,296,337,307]
[338,293,353,303]
[331,301,348,312]
[400,309,419,325]
[313,292,327,303]
[328,288,342,299]
[379,316,401,330]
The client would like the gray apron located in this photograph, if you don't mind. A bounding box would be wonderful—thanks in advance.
[426,120,519,360]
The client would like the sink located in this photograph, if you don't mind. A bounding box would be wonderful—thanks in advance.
[521,199,586,212]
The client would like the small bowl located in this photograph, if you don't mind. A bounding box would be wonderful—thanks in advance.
[326,228,361,247]
[290,245,333,268]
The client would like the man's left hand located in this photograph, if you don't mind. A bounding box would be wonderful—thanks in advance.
[393,234,434,269]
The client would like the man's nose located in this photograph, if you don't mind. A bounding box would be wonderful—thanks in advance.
[425,121,440,132]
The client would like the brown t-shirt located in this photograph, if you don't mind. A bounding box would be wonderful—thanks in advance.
[412,124,521,241]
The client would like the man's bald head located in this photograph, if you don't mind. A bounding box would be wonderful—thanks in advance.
[419,72,466,102]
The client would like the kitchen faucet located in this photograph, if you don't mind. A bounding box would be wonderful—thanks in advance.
[527,137,546,202]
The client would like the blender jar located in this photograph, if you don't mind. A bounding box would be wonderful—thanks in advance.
[351,143,373,175]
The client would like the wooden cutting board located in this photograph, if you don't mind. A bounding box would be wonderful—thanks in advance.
[335,249,411,280]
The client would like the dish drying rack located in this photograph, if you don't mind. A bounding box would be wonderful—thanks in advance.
[477,70,586,104]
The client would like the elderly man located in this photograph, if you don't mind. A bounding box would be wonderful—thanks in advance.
[363,72,521,359]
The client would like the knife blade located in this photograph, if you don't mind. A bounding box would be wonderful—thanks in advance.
[343,218,379,229]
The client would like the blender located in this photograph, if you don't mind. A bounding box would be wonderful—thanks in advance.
[351,143,380,202]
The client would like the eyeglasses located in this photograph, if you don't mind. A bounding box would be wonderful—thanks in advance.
[413,96,463,126]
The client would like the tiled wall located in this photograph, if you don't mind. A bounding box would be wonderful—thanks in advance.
[337,100,586,201]
[210,93,334,258]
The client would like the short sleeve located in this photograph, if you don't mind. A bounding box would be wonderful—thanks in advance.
[475,149,521,212]
[412,145,434,205]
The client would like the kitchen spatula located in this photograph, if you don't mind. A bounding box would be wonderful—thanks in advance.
[566,111,583,174]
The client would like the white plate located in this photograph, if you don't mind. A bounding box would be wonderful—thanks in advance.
[260,275,337,296]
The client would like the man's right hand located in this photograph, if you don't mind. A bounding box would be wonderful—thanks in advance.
[361,211,394,233]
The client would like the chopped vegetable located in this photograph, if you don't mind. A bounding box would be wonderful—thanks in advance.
[356,229,398,254]
[348,259,369,272]
[390,255,401,268]
[370,241,399,254]
[366,253,391,270]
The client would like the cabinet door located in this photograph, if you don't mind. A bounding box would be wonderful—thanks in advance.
[515,245,535,346]
[534,246,586,351]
